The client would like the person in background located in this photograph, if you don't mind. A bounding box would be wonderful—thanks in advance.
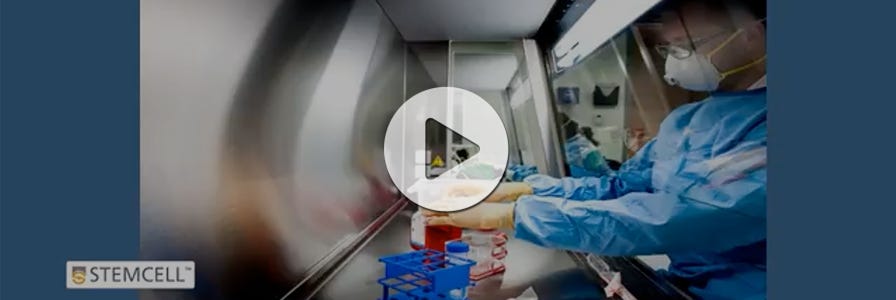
[427,0,767,298]
[564,128,612,177]
[579,127,622,170]
[625,128,649,158]
[557,113,614,177]
[556,112,579,141]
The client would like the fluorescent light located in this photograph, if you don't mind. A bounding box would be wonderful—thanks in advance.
[553,0,661,69]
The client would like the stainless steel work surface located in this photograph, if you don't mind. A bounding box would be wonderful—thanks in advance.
[313,209,607,299]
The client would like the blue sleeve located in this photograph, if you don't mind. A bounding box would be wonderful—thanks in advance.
[513,145,767,255]
[523,140,657,201]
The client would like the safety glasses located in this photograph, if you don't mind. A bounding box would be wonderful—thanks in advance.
[654,18,765,59]
[654,28,737,59]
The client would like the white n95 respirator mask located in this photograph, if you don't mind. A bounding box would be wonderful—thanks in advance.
[663,29,766,92]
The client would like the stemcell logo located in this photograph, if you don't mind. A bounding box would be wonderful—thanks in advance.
[66,261,195,289]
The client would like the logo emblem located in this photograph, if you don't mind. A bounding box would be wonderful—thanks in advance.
[67,261,195,289]
[71,266,86,285]
[384,87,509,211]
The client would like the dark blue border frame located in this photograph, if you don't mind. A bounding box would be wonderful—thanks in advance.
[768,0,896,298]
[2,0,896,299]
[1,0,139,299]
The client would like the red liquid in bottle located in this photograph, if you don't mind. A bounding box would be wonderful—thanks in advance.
[424,225,462,252]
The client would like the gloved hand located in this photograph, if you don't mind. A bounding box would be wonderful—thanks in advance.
[443,182,533,202]
[423,202,515,229]
[486,182,534,202]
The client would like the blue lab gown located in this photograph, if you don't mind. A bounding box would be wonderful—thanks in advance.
[507,164,539,182]
[514,88,767,299]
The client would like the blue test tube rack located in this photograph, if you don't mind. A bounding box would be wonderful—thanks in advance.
[377,249,475,300]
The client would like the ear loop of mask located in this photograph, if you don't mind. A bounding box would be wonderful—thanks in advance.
[708,28,767,79]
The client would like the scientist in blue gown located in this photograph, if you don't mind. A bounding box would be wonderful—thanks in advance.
[508,117,616,181]
[558,112,616,178]
[427,1,768,299]
[565,128,614,178]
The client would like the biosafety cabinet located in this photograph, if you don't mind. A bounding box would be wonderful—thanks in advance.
[140,0,719,299]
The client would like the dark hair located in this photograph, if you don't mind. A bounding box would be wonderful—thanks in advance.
[556,112,571,124]
[580,127,600,147]
[557,113,580,139]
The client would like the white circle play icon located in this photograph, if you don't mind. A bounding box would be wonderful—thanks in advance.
[383,87,509,212]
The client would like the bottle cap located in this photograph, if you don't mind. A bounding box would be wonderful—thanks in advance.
[445,241,469,253]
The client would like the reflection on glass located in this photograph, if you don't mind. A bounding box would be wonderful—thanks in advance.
[141,1,434,298]
[552,33,631,177]
[446,42,546,177]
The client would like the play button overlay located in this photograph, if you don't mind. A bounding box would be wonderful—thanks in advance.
[424,118,479,178]
[384,87,509,212]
